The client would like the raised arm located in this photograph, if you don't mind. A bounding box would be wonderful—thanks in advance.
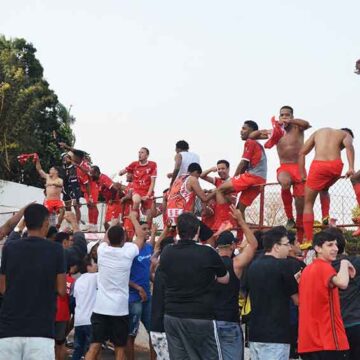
[0,203,29,240]
[128,212,146,250]
[288,118,311,130]
[231,206,258,277]
[170,153,182,186]
[58,142,75,152]
[343,133,355,178]
[200,166,217,185]
[35,158,47,179]
[248,129,270,140]
[332,259,356,289]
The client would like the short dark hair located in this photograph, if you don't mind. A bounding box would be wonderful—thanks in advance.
[188,162,202,174]
[24,204,49,230]
[263,226,288,251]
[78,254,93,274]
[177,212,200,240]
[141,147,150,155]
[55,232,70,244]
[341,128,354,138]
[244,120,259,131]
[253,230,264,250]
[176,140,189,151]
[73,149,85,160]
[107,225,125,246]
[324,228,345,254]
[217,159,230,168]
[280,105,294,115]
[312,231,336,249]
[46,226,58,240]
[92,165,101,174]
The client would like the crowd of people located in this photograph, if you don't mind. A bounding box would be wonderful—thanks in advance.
[0,105,360,360]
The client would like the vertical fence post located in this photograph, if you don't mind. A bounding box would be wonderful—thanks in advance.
[259,185,265,230]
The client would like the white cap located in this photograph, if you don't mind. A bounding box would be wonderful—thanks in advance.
[87,240,100,254]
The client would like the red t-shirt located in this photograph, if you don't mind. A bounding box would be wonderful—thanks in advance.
[126,161,157,194]
[241,139,267,180]
[298,258,349,353]
[97,173,114,202]
[56,275,75,322]
[76,160,92,192]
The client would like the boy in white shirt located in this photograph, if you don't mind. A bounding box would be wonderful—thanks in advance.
[85,214,146,360]
[72,255,98,360]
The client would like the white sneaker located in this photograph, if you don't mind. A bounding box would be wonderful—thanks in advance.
[80,223,90,232]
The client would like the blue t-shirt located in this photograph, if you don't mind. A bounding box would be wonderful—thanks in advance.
[129,243,153,303]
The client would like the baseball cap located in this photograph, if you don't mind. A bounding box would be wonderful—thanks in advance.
[87,240,100,254]
[217,231,236,247]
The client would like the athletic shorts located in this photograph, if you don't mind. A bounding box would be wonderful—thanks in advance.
[84,183,99,205]
[306,159,343,191]
[105,202,122,223]
[90,312,129,347]
[277,163,305,197]
[133,189,154,211]
[44,199,65,214]
[63,185,81,202]
[231,173,266,206]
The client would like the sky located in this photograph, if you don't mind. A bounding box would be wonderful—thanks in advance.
[2,0,360,194]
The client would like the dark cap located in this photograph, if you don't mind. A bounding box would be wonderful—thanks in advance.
[217,231,236,247]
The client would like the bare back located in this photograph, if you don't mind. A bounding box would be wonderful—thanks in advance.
[313,128,346,161]
[277,124,305,163]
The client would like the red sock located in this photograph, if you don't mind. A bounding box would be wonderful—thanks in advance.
[303,213,314,242]
[88,206,99,225]
[320,192,330,219]
[296,214,304,243]
[354,183,360,206]
[281,188,293,219]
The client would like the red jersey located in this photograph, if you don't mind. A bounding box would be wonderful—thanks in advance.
[298,258,349,353]
[56,275,75,322]
[96,173,114,202]
[76,160,92,192]
[242,139,267,180]
[126,161,157,195]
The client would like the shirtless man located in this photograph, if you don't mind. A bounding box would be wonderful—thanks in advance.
[299,128,355,245]
[216,121,267,236]
[119,147,157,225]
[251,106,311,241]
[200,160,236,230]
[166,162,212,226]
[168,140,200,186]
[35,157,64,227]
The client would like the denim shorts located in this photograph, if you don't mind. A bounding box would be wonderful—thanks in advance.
[128,299,151,336]
[216,321,243,360]
[250,341,290,360]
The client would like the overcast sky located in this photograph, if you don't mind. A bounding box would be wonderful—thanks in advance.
[3,0,360,193]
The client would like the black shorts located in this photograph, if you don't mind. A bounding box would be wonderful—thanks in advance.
[301,350,349,360]
[90,313,129,347]
[63,185,81,202]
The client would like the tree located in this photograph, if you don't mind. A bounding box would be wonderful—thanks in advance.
[0,35,75,187]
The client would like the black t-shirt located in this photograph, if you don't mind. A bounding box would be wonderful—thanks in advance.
[214,256,240,323]
[159,240,227,320]
[332,255,360,327]
[247,255,298,343]
[0,236,65,338]
[150,267,166,332]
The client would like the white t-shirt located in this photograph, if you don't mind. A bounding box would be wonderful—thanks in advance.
[177,151,200,179]
[93,242,139,316]
[73,272,98,326]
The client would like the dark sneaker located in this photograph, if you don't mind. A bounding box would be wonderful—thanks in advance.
[286,218,296,230]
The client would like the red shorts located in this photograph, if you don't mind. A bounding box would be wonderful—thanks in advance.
[231,173,266,206]
[44,199,64,214]
[132,190,155,212]
[105,202,122,223]
[306,159,343,191]
[277,163,305,197]
[84,182,99,204]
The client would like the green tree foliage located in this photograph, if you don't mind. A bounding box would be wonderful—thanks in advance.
[0,35,75,186]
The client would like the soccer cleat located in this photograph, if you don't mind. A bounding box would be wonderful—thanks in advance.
[299,241,312,251]
[322,216,329,226]
[286,218,296,230]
